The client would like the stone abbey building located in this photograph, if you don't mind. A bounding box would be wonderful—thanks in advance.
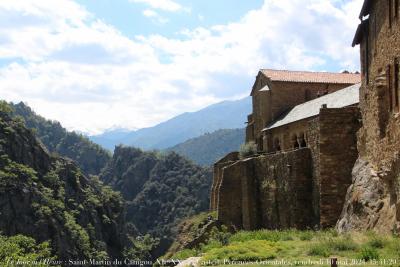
[211,69,361,230]
[211,0,400,233]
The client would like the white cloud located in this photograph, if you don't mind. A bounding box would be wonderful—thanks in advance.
[142,9,169,24]
[143,9,157,17]
[129,0,183,12]
[0,0,363,135]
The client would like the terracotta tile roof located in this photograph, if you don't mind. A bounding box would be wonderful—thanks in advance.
[260,69,361,84]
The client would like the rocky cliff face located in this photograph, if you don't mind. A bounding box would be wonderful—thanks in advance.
[100,146,212,256]
[337,158,400,233]
[0,108,127,260]
[337,74,400,234]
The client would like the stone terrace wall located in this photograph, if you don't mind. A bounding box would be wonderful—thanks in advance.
[258,148,313,229]
[210,152,239,211]
[319,107,361,228]
[216,148,313,230]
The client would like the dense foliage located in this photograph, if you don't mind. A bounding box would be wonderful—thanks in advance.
[100,146,212,256]
[10,102,111,175]
[166,128,245,166]
[0,234,55,266]
[0,104,128,260]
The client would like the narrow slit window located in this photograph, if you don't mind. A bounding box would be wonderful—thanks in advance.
[389,0,393,28]
[395,58,399,109]
[395,0,399,18]
[374,14,377,55]
[387,64,393,111]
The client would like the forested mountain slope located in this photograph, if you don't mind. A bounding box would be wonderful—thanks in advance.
[11,102,111,175]
[166,128,245,166]
[0,102,128,260]
[100,146,212,254]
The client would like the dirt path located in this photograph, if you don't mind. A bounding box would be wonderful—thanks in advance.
[175,257,201,267]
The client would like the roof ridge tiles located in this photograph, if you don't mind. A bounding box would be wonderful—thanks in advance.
[259,69,361,84]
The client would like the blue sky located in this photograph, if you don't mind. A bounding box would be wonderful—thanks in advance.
[0,0,363,134]
[75,0,264,37]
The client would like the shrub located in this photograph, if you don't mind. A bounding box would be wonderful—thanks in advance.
[201,240,223,253]
[208,226,231,246]
[239,141,257,158]
[124,234,159,261]
[358,246,379,261]
[308,243,330,257]
[327,237,358,251]
[173,249,198,259]
[366,232,387,249]
[368,237,386,249]
[325,228,339,237]
[299,231,313,241]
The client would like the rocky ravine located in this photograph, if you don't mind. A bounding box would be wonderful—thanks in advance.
[0,108,128,260]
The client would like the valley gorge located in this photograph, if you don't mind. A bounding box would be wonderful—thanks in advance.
[0,101,214,263]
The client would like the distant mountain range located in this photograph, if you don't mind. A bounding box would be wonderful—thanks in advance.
[11,102,111,176]
[166,128,245,166]
[89,97,251,151]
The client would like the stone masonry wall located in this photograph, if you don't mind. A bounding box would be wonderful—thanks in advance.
[210,152,239,211]
[319,107,361,228]
[264,119,310,152]
[358,0,400,166]
[307,118,321,226]
[250,75,354,150]
[216,148,313,230]
[338,0,400,234]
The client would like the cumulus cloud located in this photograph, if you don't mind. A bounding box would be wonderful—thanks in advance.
[0,0,363,134]
[129,0,184,12]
